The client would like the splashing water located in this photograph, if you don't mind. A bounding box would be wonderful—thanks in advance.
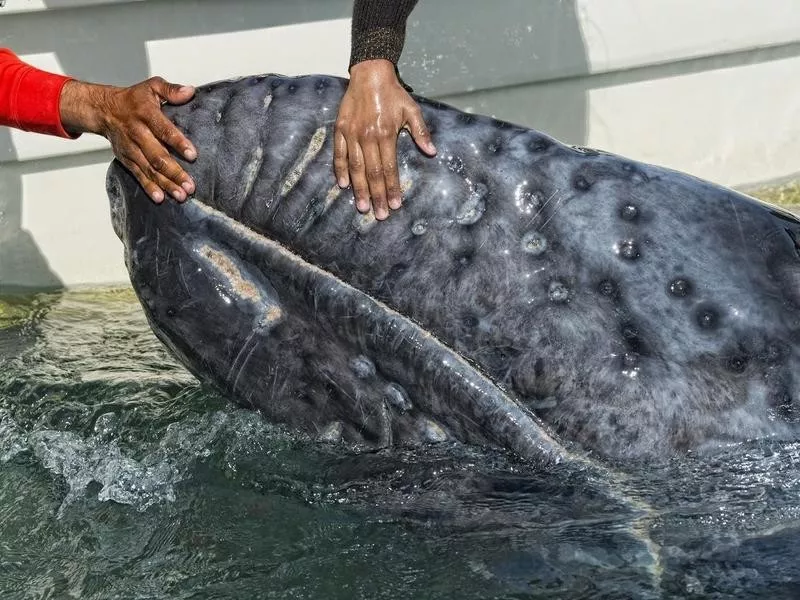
[1,288,800,599]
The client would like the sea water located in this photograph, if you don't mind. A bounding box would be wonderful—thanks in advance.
[1,288,799,599]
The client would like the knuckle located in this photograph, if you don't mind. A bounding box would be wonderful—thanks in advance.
[349,157,364,170]
[121,158,138,176]
[130,122,151,140]
[367,166,384,180]
[138,103,159,118]
[152,154,175,174]
[358,124,375,140]
[142,164,159,181]
[150,154,167,172]
[135,171,154,187]
[160,125,179,143]
[337,123,355,138]
[374,127,392,141]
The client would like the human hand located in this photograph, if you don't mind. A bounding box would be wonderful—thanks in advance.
[59,77,197,204]
[334,59,436,220]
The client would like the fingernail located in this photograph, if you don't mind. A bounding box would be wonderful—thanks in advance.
[179,86,194,94]
[376,209,388,220]
[182,180,195,194]
[152,190,164,203]
[357,200,369,213]
[184,147,197,161]
[338,177,348,188]
[172,189,185,201]
[388,197,401,210]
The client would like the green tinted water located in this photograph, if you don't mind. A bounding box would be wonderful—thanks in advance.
[1,289,800,599]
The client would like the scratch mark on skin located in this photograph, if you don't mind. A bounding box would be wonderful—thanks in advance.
[293,184,343,237]
[268,367,279,407]
[537,193,569,232]
[245,389,256,410]
[231,330,260,394]
[319,369,357,405]
[320,371,367,423]
[354,390,369,427]
[155,229,161,293]
[378,401,393,447]
[729,196,747,248]
[227,328,258,386]
[526,189,559,228]
[177,259,190,292]
[280,126,327,197]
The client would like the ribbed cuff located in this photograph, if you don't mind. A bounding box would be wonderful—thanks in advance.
[350,28,406,67]
[14,66,76,139]
[349,0,419,68]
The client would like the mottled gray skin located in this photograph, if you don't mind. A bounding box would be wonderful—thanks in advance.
[106,73,800,465]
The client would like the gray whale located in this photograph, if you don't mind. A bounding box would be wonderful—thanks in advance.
[106,73,800,465]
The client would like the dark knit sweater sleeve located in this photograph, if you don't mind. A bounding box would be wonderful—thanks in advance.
[349,0,419,68]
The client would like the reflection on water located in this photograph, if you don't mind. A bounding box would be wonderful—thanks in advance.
[1,289,799,599]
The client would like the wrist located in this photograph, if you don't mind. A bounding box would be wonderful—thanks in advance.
[349,59,398,84]
[59,80,112,137]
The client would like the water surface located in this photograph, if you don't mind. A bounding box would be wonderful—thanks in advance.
[1,289,799,599]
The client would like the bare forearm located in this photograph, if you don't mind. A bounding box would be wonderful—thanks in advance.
[59,80,114,137]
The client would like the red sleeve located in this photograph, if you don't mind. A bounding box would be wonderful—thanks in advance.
[0,48,77,138]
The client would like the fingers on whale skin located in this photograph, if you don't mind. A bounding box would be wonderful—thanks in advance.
[346,140,371,215]
[363,142,389,220]
[104,77,199,204]
[380,137,402,211]
[148,77,198,161]
[333,129,349,189]
[333,74,435,221]
[404,103,436,157]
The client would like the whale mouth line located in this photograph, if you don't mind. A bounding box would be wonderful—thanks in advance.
[183,195,586,467]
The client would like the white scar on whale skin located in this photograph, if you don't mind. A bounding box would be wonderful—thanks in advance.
[241,146,264,203]
[323,184,343,214]
[280,126,327,197]
[194,243,283,327]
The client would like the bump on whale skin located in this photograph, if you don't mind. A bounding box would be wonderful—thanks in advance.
[106,73,800,464]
